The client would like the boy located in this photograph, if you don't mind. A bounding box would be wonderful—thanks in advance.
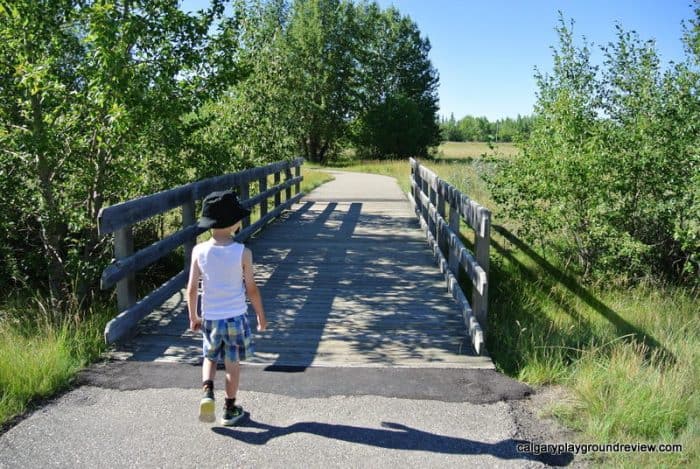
[187,190,268,426]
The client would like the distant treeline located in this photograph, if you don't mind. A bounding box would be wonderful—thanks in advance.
[438,114,534,142]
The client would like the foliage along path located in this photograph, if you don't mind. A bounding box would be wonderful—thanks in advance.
[0,172,567,468]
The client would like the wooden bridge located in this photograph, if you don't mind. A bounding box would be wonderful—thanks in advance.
[99,159,493,369]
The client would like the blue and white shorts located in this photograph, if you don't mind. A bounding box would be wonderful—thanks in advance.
[202,314,255,362]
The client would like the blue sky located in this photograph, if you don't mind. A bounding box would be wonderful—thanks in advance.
[182,0,696,120]
[375,0,694,120]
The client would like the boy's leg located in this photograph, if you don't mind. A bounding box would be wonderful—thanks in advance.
[223,358,240,399]
[198,358,217,423]
[221,356,244,426]
[221,316,250,426]
[202,357,217,383]
[199,318,222,423]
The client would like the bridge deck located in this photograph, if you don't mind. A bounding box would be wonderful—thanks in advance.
[109,170,493,369]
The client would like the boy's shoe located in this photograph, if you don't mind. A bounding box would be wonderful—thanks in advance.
[221,404,244,426]
[199,387,215,423]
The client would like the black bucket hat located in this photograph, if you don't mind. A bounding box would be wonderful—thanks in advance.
[197,190,251,229]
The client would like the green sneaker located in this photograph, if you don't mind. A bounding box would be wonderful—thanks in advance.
[221,403,244,426]
[199,386,215,423]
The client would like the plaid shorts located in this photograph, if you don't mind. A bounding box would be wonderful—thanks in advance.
[202,314,254,362]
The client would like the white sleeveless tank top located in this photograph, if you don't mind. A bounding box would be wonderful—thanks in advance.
[194,240,247,319]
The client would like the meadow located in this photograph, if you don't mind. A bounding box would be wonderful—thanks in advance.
[319,155,699,468]
[433,141,520,159]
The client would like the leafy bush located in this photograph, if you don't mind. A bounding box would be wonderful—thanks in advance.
[490,14,700,283]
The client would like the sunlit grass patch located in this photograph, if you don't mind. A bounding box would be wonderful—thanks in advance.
[0,325,76,423]
[436,141,520,160]
[300,166,335,193]
[0,298,110,426]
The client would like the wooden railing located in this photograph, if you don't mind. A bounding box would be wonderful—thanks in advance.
[98,157,304,343]
[408,158,490,355]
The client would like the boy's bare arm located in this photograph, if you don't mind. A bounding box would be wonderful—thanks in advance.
[186,253,202,332]
[243,248,267,332]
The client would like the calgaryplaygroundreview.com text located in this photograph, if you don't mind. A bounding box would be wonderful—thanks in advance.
[517,442,683,456]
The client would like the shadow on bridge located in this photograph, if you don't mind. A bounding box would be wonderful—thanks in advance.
[212,415,573,466]
[119,198,483,367]
[256,200,362,370]
[251,198,481,369]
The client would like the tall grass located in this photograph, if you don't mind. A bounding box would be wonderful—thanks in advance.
[300,167,335,193]
[0,295,111,426]
[328,157,699,467]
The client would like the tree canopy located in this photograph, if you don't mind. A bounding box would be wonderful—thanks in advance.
[218,0,441,163]
[0,0,441,306]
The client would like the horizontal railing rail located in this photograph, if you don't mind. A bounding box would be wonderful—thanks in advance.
[408,158,490,355]
[98,157,304,343]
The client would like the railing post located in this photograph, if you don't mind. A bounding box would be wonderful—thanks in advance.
[437,179,447,258]
[421,172,429,224]
[429,176,438,241]
[274,172,281,207]
[239,182,250,229]
[259,176,268,219]
[182,198,196,271]
[413,161,423,215]
[448,186,460,276]
[294,163,301,195]
[473,208,490,332]
[114,226,137,312]
[285,166,293,201]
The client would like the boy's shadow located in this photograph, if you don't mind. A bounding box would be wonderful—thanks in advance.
[212,413,573,466]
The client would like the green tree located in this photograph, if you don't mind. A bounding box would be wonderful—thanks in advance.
[441,113,465,141]
[186,0,298,176]
[352,4,440,158]
[490,16,617,278]
[0,0,235,305]
[283,0,358,164]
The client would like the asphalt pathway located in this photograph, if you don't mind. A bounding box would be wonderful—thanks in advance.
[1,362,546,468]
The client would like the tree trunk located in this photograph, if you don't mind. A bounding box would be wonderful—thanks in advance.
[307,132,321,163]
[318,140,329,165]
[31,92,68,306]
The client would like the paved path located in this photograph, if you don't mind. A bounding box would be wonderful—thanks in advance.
[1,385,542,468]
[0,171,575,468]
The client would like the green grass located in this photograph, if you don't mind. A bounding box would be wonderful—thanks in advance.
[300,166,335,193]
[0,296,111,426]
[335,141,519,161]
[320,156,699,467]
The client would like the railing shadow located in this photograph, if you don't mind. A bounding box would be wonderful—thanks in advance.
[257,201,362,370]
[251,200,482,367]
[491,225,675,365]
[212,415,573,466]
